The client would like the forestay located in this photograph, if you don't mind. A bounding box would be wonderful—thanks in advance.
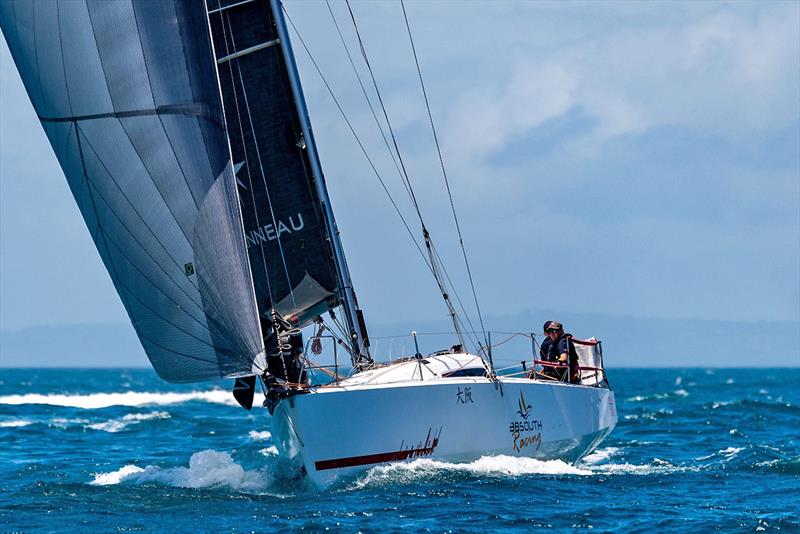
[207,0,340,327]
[0,0,263,382]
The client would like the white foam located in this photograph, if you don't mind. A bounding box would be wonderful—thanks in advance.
[259,446,279,456]
[352,455,592,488]
[719,446,744,459]
[581,446,621,465]
[0,390,249,409]
[0,419,33,428]
[355,452,700,487]
[673,389,689,397]
[248,430,272,441]
[87,412,170,433]
[50,417,90,428]
[91,465,145,485]
[89,450,269,492]
[590,459,692,475]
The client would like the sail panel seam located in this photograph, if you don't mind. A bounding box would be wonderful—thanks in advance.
[38,103,222,127]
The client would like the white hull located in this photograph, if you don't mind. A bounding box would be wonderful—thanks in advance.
[271,370,617,489]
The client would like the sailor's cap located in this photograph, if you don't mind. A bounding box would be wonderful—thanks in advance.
[544,321,563,332]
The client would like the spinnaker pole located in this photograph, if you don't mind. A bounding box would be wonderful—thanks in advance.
[270,0,372,369]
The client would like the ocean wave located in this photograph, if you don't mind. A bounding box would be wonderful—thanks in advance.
[50,417,91,428]
[0,419,34,428]
[580,448,693,475]
[705,398,799,414]
[756,457,800,475]
[87,412,171,433]
[587,458,693,475]
[694,444,799,475]
[90,450,271,492]
[581,446,621,464]
[0,390,250,409]
[625,391,685,403]
[249,430,272,441]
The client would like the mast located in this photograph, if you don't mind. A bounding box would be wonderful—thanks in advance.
[270,0,372,368]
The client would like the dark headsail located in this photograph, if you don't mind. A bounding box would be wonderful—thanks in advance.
[207,0,372,368]
[207,0,339,327]
[0,0,264,382]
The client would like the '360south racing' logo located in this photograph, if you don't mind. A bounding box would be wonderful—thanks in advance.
[509,391,542,452]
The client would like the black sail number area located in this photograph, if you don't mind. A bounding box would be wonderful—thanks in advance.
[208,0,338,325]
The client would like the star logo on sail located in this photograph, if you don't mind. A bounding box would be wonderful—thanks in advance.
[233,161,247,190]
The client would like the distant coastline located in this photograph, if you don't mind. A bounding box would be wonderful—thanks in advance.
[1,311,798,368]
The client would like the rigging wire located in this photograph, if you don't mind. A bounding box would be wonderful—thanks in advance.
[324,0,407,198]
[215,3,278,313]
[342,0,470,350]
[285,2,485,353]
[281,8,433,277]
[222,12,298,311]
[318,4,479,332]
[284,2,486,357]
[343,0,423,221]
[429,240,484,351]
[400,0,488,352]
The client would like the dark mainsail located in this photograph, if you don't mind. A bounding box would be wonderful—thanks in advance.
[207,0,340,327]
[0,0,264,382]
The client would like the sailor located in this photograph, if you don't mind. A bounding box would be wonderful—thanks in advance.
[543,321,580,384]
[538,321,560,380]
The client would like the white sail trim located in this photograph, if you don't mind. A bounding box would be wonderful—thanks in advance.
[273,272,334,321]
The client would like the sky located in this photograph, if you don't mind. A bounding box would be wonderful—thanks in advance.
[1,2,798,350]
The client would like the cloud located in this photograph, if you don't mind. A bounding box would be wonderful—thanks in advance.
[441,1,799,166]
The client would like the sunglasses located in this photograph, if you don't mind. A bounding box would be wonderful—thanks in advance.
[546,328,560,333]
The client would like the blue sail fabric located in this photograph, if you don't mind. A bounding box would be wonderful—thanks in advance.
[0,0,263,382]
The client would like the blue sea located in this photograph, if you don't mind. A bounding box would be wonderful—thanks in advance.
[1,368,798,532]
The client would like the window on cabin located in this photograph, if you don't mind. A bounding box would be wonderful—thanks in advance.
[442,368,486,378]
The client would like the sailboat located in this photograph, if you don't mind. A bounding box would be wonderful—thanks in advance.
[0,0,616,489]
